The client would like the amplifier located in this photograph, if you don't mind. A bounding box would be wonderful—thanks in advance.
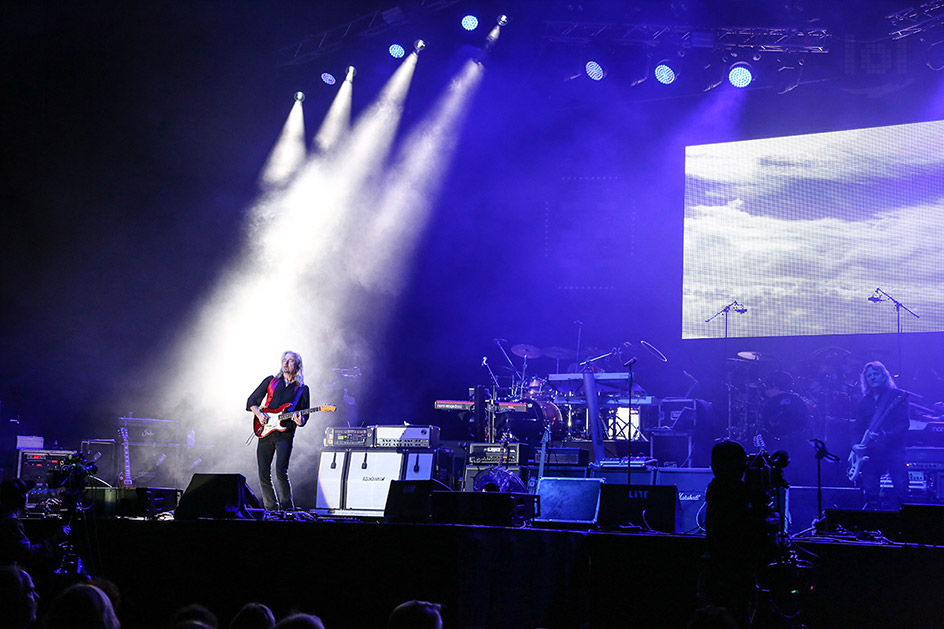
[535,447,589,466]
[324,427,373,447]
[468,442,531,465]
[17,450,77,506]
[373,425,440,449]
[906,447,944,464]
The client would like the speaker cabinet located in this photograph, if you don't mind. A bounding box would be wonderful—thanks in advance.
[534,477,604,526]
[384,479,450,523]
[597,484,677,532]
[314,449,444,517]
[174,473,260,520]
[656,467,712,533]
[786,486,864,533]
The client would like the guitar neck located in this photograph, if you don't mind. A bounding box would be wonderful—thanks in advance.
[275,406,333,421]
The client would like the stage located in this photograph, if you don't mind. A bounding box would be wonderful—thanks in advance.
[25,511,944,628]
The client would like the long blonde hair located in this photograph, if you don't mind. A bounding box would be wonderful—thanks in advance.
[860,360,895,396]
[277,351,304,386]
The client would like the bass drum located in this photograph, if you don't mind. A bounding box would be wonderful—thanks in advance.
[762,393,811,440]
[505,398,565,442]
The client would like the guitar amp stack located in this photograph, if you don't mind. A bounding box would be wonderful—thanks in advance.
[315,425,448,517]
[324,425,440,449]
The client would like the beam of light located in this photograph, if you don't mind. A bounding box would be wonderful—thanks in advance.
[313,70,354,154]
[125,53,420,492]
[258,99,307,189]
[351,59,486,294]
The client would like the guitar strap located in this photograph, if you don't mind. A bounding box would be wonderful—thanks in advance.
[868,388,900,433]
[263,376,280,409]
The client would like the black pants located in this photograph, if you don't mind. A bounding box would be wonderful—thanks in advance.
[256,432,294,510]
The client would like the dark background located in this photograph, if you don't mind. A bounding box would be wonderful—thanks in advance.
[3,1,944,481]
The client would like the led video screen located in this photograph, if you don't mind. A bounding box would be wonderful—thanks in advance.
[683,120,944,339]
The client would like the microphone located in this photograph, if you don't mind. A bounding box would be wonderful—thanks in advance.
[574,320,583,326]
[868,295,883,303]
[623,356,638,368]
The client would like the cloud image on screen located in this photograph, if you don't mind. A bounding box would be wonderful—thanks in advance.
[683,120,944,339]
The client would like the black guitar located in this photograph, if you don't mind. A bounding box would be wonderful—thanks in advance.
[847,391,909,482]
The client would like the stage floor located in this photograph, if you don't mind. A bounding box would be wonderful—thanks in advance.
[23,514,944,629]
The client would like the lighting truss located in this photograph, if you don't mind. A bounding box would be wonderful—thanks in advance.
[886,1,944,40]
[541,21,831,55]
[276,1,460,67]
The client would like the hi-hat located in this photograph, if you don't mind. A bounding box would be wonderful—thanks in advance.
[511,344,543,359]
[542,346,577,360]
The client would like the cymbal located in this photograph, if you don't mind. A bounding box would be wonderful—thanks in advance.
[542,346,577,360]
[511,344,543,359]
[737,351,773,362]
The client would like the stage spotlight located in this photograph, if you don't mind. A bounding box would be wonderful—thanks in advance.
[389,43,406,58]
[728,62,753,88]
[414,39,426,53]
[293,91,305,102]
[321,72,336,85]
[497,14,509,26]
[585,60,605,81]
[346,66,356,80]
[654,60,678,85]
[461,15,479,31]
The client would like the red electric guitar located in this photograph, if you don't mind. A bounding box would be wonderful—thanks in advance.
[253,404,337,439]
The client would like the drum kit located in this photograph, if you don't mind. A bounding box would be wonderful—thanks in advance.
[480,340,640,444]
[723,347,864,448]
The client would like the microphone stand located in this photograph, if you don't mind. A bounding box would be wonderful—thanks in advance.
[868,288,919,378]
[806,439,840,535]
[494,340,522,397]
[705,300,748,439]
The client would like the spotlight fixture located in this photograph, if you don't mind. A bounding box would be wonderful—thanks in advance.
[461,15,479,31]
[321,72,337,85]
[728,62,754,88]
[654,60,678,85]
[585,60,606,81]
[497,14,509,27]
[389,43,405,58]
[414,39,427,53]
[346,65,356,79]
[293,91,305,102]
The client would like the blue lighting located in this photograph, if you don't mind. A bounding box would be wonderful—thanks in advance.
[585,61,605,81]
[654,63,677,85]
[321,72,336,85]
[461,15,479,31]
[389,44,405,58]
[728,63,753,88]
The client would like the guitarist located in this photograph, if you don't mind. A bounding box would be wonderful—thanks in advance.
[247,351,310,512]
[851,361,909,510]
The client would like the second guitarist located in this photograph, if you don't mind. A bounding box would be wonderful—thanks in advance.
[247,351,311,512]
[851,361,910,510]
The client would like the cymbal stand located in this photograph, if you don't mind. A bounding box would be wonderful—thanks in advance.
[705,300,748,439]
[868,288,919,378]
[574,320,584,370]
[494,339,522,397]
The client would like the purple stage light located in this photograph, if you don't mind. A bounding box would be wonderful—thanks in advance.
[654,62,677,85]
[461,15,479,31]
[585,61,605,81]
[389,44,405,58]
[728,62,753,88]
[321,72,336,85]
